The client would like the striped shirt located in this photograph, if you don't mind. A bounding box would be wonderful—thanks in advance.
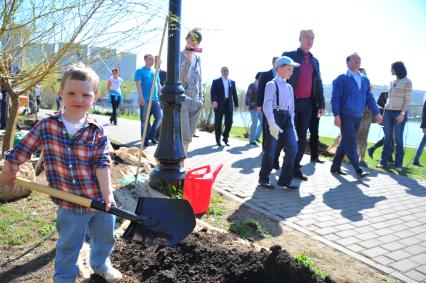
[385,77,412,113]
[5,112,112,213]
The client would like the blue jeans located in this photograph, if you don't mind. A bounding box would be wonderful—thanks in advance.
[414,133,426,163]
[54,207,115,283]
[140,100,163,143]
[380,110,407,168]
[259,126,298,184]
[331,114,362,173]
[249,110,262,142]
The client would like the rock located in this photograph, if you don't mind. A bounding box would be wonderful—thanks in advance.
[0,160,35,201]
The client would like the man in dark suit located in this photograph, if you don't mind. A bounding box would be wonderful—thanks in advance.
[282,29,325,181]
[211,66,239,146]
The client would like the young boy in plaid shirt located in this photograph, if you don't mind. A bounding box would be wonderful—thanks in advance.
[0,63,122,282]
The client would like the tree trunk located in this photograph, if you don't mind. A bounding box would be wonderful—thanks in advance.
[1,86,19,157]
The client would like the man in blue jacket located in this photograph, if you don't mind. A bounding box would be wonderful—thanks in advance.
[282,29,325,181]
[331,53,382,178]
[413,100,426,166]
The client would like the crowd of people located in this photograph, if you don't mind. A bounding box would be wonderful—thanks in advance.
[240,29,424,190]
[0,25,425,282]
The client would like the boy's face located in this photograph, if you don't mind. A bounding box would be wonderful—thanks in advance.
[60,79,96,118]
[277,65,294,79]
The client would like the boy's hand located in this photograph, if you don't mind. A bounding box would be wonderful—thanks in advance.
[103,192,117,212]
[0,161,18,186]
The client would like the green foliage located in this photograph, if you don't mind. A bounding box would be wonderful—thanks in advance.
[229,219,270,240]
[156,183,183,199]
[206,195,225,217]
[295,252,330,280]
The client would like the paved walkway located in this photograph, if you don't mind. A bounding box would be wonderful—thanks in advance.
[98,114,426,283]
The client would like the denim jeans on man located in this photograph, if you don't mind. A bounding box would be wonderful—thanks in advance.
[249,110,262,143]
[293,98,313,171]
[140,101,163,144]
[414,134,426,163]
[380,110,407,168]
[259,126,298,185]
[331,114,362,173]
[54,207,115,283]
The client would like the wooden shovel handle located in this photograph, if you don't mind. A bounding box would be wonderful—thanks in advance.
[14,177,92,208]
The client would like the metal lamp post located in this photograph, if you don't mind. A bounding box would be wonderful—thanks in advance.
[149,0,186,188]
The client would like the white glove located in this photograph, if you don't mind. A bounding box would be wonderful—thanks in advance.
[269,122,283,140]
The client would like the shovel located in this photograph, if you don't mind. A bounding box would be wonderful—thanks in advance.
[14,177,196,246]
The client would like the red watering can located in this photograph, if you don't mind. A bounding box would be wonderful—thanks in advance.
[183,164,223,215]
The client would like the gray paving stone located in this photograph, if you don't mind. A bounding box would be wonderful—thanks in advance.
[336,236,360,246]
[410,253,426,265]
[398,237,424,246]
[347,243,365,253]
[359,239,384,249]
[415,264,426,275]
[382,241,407,252]
[406,270,426,282]
[403,244,426,256]
[375,255,395,266]
[362,247,388,258]
[355,232,379,241]
[377,234,400,243]
[390,259,420,273]
[387,250,412,261]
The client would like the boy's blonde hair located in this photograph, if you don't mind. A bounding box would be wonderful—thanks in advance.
[60,62,99,93]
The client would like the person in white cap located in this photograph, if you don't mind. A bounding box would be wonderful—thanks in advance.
[258,56,300,190]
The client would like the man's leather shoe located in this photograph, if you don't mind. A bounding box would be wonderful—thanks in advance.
[277,180,299,190]
[150,138,158,145]
[330,168,347,175]
[222,139,230,146]
[258,181,274,189]
[294,171,308,181]
[216,142,223,147]
[310,158,325,164]
[356,170,369,179]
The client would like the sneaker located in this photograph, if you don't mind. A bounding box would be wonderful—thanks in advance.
[376,164,385,169]
[99,266,122,283]
[395,167,403,173]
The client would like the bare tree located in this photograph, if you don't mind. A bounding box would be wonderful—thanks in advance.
[0,0,164,155]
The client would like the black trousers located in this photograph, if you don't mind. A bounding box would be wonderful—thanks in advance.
[309,109,320,160]
[214,107,233,143]
[110,98,120,124]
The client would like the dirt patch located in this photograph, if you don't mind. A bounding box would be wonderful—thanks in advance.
[106,228,333,283]
[199,191,400,283]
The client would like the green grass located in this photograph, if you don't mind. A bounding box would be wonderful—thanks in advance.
[295,252,330,280]
[229,219,270,240]
[0,192,57,245]
[206,195,225,217]
[119,113,140,121]
[319,136,426,180]
[229,125,425,180]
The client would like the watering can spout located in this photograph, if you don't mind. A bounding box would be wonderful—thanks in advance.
[212,163,223,181]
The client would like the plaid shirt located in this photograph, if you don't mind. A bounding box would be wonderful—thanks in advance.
[5,112,112,213]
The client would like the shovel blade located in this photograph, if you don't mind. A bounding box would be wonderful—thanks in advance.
[122,197,195,246]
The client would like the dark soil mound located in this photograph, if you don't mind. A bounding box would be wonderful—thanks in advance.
[107,228,334,283]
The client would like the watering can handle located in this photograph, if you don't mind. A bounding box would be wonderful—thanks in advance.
[186,165,210,176]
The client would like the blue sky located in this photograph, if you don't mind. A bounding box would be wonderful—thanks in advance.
[136,0,426,91]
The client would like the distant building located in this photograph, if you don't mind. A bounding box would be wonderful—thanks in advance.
[118,52,137,81]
